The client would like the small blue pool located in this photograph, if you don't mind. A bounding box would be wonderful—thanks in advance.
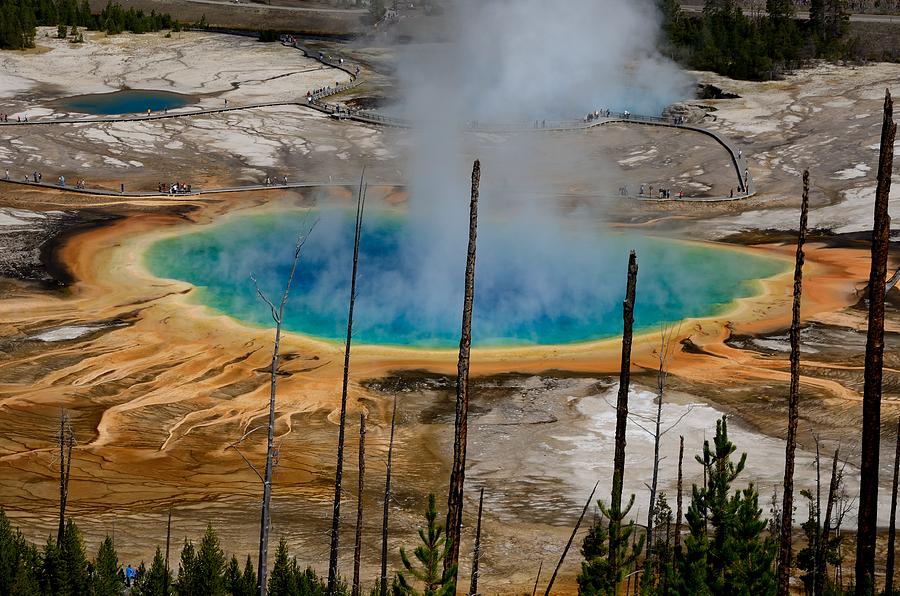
[55,89,195,115]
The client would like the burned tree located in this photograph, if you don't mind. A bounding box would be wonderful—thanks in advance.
[887,418,900,595]
[328,174,367,596]
[856,89,895,596]
[445,159,481,576]
[675,435,684,553]
[777,169,811,596]
[544,481,599,596]
[352,413,367,596]
[56,409,75,545]
[380,397,398,596]
[639,326,684,560]
[226,229,311,596]
[468,487,484,596]
[609,250,638,582]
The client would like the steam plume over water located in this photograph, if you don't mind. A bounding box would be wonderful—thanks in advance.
[146,0,725,346]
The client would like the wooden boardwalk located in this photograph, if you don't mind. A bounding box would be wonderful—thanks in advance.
[0,33,753,202]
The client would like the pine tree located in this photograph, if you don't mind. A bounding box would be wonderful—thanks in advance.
[40,537,66,596]
[395,494,456,596]
[10,542,41,596]
[136,546,171,595]
[175,539,196,595]
[192,524,226,596]
[226,554,255,596]
[267,538,297,596]
[577,495,644,595]
[0,508,38,595]
[677,417,776,595]
[0,508,17,595]
[227,556,242,595]
[242,555,257,596]
[796,489,843,595]
[92,535,122,596]
[642,493,676,595]
[59,519,90,596]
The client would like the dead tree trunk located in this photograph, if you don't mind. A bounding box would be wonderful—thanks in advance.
[531,561,543,596]
[544,481,599,596]
[675,435,684,553]
[646,328,674,559]
[352,413,367,596]
[468,487,484,596]
[56,410,73,545]
[380,398,397,596]
[856,89,895,596]
[253,233,309,596]
[445,159,481,576]
[886,418,900,595]
[816,448,841,596]
[328,173,367,596]
[777,170,811,596]
[609,250,638,582]
[165,507,172,595]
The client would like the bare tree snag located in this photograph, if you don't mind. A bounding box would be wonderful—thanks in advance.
[887,418,900,595]
[777,169,810,596]
[446,159,481,576]
[544,480,600,596]
[469,487,484,596]
[56,410,74,545]
[609,250,638,581]
[531,561,543,596]
[328,171,367,595]
[352,413,367,596]
[646,327,675,559]
[817,448,840,596]
[380,397,397,596]
[165,507,172,594]
[856,89,895,596]
[252,231,310,596]
[675,435,684,553]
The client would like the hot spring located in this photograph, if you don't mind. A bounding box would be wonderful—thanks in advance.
[55,89,195,115]
[144,209,786,348]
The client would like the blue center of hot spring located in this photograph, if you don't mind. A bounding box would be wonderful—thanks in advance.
[144,209,785,348]
[57,89,194,115]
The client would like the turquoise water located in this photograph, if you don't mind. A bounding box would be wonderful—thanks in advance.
[57,89,194,115]
[144,210,786,348]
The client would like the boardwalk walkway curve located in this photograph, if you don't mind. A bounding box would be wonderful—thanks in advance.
[0,30,753,202]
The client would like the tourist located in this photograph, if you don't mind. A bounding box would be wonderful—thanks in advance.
[37,172,41,182]
[120,183,124,193]
[59,175,65,187]
[32,171,37,183]
[125,564,134,587]
[639,184,644,196]
[283,175,287,185]
[730,188,734,198]
[738,149,743,159]
[4,169,8,180]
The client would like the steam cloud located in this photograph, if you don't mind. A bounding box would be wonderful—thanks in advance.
[152,0,718,346]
